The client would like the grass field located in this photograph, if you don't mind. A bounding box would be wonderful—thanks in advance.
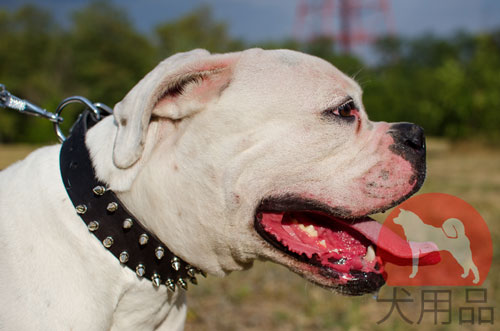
[1,139,498,330]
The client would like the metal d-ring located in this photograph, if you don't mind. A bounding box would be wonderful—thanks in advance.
[53,96,112,142]
[93,102,113,115]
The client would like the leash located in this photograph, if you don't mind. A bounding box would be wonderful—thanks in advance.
[0,84,112,142]
[0,84,63,124]
[1,84,204,290]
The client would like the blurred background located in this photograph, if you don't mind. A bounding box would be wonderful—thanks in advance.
[1,0,500,143]
[0,0,499,330]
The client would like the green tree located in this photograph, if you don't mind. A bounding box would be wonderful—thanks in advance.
[155,6,244,57]
[0,1,157,143]
[69,0,156,105]
[1,3,499,144]
[0,5,64,142]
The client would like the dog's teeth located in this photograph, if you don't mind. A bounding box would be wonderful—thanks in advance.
[318,239,327,248]
[364,245,375,262]
[298,224,318,237]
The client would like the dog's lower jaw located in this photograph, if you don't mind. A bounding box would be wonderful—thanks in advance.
[256,238,384,295]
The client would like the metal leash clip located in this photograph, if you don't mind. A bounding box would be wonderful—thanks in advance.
[0,84,112,142]
[53,97,112,142]
[0,83,63,123]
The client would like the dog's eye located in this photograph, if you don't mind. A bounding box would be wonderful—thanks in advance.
[321,99,358,123]
[334,101,356,117]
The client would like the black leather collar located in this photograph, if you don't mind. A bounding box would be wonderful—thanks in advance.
[59,110,203,291]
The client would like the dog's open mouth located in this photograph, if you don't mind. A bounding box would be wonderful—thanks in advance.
[254,197,440,295]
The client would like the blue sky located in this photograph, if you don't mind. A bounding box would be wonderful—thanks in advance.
[2,0,500,42]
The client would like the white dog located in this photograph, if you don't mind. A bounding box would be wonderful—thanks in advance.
[0,49,429,330]
[393,209,479,283]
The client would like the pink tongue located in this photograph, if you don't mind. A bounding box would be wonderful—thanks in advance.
[349,218,441,265]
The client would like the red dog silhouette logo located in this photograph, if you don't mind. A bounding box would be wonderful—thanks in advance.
[377,193,492,286]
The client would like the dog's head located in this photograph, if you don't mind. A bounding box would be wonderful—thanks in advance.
[91,49,426,296]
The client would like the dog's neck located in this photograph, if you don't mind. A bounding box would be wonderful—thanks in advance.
[85,116,253,278]
[60,112,204,291]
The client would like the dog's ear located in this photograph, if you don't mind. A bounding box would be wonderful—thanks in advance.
[112,49,238,169]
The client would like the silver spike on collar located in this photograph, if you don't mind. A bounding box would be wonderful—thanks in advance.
[59,109,205,290]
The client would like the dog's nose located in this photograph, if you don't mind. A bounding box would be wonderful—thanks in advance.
[388,122,425,152]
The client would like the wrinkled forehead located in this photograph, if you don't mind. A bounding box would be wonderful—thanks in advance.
[233,49,362,105]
